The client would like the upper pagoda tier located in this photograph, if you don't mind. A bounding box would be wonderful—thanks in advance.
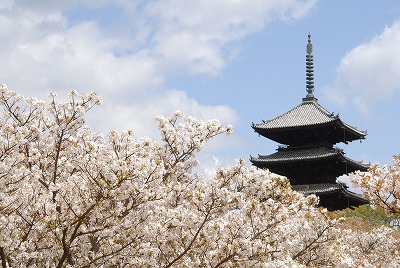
[252,97,366,145]
[252,34,366,146]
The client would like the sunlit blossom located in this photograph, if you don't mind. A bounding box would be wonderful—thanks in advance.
[0,88,398,267]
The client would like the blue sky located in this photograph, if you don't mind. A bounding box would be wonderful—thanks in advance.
[1,0,400,178]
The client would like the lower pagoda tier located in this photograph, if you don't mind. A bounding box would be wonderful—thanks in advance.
[292,183,369,211]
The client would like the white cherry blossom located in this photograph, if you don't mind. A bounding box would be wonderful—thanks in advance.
[0,86,399,267]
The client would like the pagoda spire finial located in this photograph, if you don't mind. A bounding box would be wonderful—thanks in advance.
[305,33,315,99]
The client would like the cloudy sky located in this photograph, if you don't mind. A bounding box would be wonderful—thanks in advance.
[1,0,400,176]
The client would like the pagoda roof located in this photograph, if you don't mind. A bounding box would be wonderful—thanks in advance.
[292,183,369,208]
[292,183,342,194]
[255,98,335,129]
[252,98,367,145]
[250,147,369,170]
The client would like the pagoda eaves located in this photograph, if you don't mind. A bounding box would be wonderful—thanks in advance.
[252,98,366,145]
[250,146,369,184]
[292,183,369,210]
[251,147,369,170]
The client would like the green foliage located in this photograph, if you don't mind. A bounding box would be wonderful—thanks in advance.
[343,205,397,228]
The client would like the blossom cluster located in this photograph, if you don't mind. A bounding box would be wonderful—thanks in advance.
[350,155,400,215]
[0,87,398,267]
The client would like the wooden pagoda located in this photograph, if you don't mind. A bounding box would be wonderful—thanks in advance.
[250,34,369,211]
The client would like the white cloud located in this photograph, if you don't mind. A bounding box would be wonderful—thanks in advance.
[88,89,238,137]
[0,0,317,153]
[153,32,225,76]
[146,0,318,77]
[12,0,111,10]
[322,20,400,115]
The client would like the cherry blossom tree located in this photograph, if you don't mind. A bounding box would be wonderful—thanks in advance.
[329,206,400,267]
[350,155,400,216]
[0,86,399,267]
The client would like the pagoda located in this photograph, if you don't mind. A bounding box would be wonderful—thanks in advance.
[250,34,369,211]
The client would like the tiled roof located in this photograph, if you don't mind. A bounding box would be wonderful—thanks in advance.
[254,99,334,129]
[292,183,369,204]
[250,147,369,169]
[252,99,366,136]
[292,183,341,194]
[253,147,337,162]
